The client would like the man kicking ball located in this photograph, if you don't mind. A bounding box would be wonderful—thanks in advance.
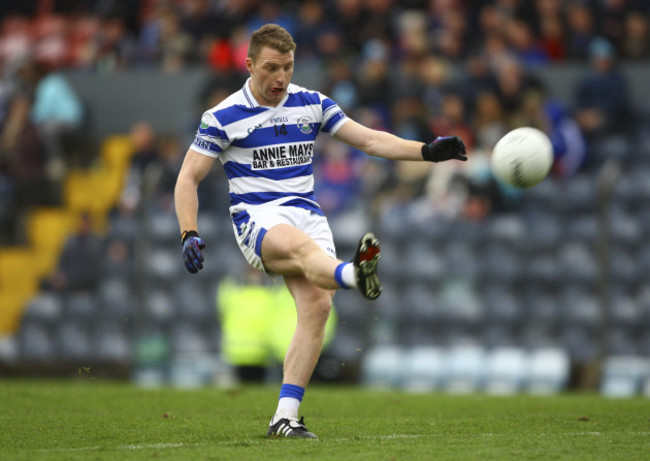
[174,24,467,439]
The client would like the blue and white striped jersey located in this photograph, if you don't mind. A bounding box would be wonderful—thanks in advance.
[191,78,348,216]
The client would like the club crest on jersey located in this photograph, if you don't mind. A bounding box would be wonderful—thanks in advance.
[297,116,313,134]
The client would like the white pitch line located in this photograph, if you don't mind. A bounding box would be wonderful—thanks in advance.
[31,431,649,453]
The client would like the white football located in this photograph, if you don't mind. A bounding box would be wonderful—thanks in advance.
[490,127,553,188]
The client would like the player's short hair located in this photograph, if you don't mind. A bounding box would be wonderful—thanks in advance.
[248,24,296,62]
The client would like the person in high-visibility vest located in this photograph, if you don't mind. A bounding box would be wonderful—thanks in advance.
[217,270,336,381]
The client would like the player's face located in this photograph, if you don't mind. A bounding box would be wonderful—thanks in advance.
[246,46,294,107]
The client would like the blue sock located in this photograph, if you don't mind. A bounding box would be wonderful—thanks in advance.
[279,383,305,401]
[275,383,305,419]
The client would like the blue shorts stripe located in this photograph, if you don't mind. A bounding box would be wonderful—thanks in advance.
[254,227,267,257]
[229,191,317,206]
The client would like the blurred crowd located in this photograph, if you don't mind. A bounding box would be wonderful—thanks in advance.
[0,0,647,245]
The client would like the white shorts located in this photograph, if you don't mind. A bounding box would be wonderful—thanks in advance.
[231,206,337,272]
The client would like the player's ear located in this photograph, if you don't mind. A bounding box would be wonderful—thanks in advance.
[245,57,254,74]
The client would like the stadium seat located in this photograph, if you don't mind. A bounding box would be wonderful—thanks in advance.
[401,346,445,392]
[481,243,521,283]
[485,214,526,245]
[94,323,132,362]
[143,288,176,325]
[600,355,648,398]
[56,321,92,361]
[146,247,181,282]
[98,278,135,319]
[607,328,638,356]
[559,287,601,329]
[63,292,98,319]
[566,214,599,244]
[23,292,63,323]
[0,336,17,363]
[484,283,522,327]
[170,322,210,355]
[18,323,56,361]
[443,344,485,393]
[443,242,479,279]
[524,212,563,252]
[483,347,527,395]
[399,241,445,283]
[526,348,570,394]
[174,278,214,322]
[524,254,560,287]
[148,212,180,245]
[557,241,598,285]
[560,327,599,364]
[558,175,596,214]
[329,208,371,247]
[400,282,440,327]
[610,209,643,248]
[360,344,404,389]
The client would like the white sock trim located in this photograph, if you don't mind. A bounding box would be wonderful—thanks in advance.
[341,262,357,288]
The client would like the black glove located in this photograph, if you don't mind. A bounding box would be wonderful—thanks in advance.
[421,136,467,163]
[181,230,205,274]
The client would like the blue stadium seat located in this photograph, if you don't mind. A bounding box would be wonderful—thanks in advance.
[360,344,403,389]
[443,344,485,393]
[600,355,647,398]
[401,346,445,392]
[526,348,570,394]
[483,347,527,394]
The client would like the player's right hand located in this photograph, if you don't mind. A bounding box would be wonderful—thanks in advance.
[181,230,205,274]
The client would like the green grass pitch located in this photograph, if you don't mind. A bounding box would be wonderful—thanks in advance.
[1,379,649,460]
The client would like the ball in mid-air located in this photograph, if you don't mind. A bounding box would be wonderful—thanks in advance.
[490,127,553,188]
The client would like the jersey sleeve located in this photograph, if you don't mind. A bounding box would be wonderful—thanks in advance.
[319,95,348,136]
[191,111,229,158]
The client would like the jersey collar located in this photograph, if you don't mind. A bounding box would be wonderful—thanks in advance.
[243,78,290,109]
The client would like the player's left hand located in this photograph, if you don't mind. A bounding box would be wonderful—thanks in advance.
[422,136,467,163]
[181,230,205,274]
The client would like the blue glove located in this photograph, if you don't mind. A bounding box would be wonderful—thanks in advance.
[181,230,205,274]
[422,136,467,162]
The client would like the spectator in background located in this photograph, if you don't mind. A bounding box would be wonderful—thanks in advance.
[574,37,631,138]
[42,212,104,295]
[29,60,84,179]
[621,10,650,60]
[566,2,596,59]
